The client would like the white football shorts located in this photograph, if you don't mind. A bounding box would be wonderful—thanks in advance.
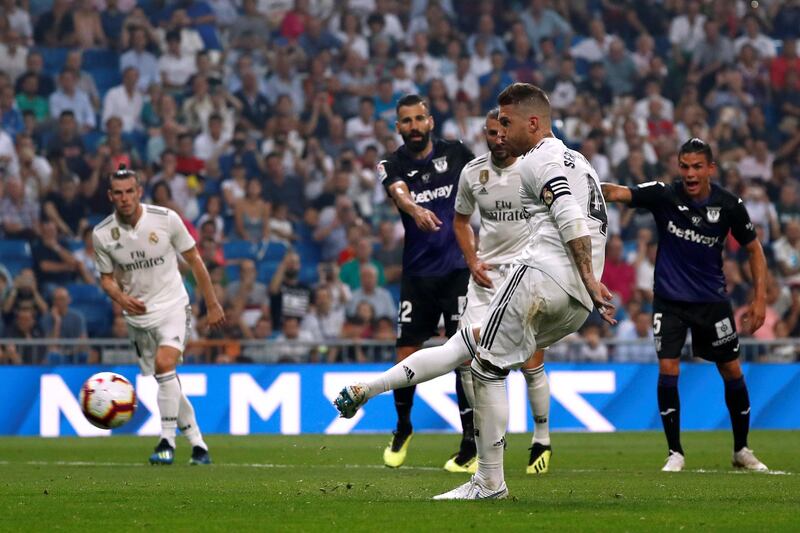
[460,264,516,328]
[477,265,589,371]
[127,304,191,376]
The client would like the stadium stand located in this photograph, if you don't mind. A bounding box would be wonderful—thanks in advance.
[1,0,799,365]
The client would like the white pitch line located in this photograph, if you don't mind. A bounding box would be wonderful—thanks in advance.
[0,460,792,475]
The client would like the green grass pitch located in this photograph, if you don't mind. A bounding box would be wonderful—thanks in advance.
[1,431,798,531]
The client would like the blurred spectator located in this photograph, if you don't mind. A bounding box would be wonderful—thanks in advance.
[1,268,48,322]
[773,220,800,285]
[769,38,800,91]
[34,0,76,47]
[194,113,230,164]
[73,0,107,49]
[1,178,38,239]
[32,221,92,290]
[734,14,776,59]
[346,263,394,320]
[604,38,637,97]
[101,0,127,47]
[41,286,87,359]
[42,175,88,239]
[374,220,403,284]
[340,236,386,290]
[0,85,23,137]
[314,195,359,262]
[196,195,224,242]
[269,203,296,245]
[15,72,48,121]
[668,0,706,53]
[602,235,636,305]
[158,30,197,90]
[50,69,96,132]
[234,71,271,133]
[226,259,269,327]
[2,0,32,44]
[73,227,99,281]
[520,0,572,56]
[120,25,159,92]
[65,50,100,110]
[273,316,315,363]
[234,178,270,243]
[614,311,655,362]
[151,149,198,221]
[15,51,54,97]
[301,285,346,345]
[269,251,311,329]
[262,152,305,221]
[633,229,656,303]
[572,324,608,362]
[102,66,143,133]
[2,307,45,364]
[0,29,28,83]
[175,133,205,176]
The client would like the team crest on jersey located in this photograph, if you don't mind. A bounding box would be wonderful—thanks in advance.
[111,227,120,240]
[692,216,702,226]
[149,232,159,245]
[706,206,721,223]
[479,169,489,185]
[433,156,448,173]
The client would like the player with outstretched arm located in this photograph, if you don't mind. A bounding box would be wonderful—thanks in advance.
[601,138,768,472]
[336,83,615,499]
[92,166,225,465]
[376,94,477,472]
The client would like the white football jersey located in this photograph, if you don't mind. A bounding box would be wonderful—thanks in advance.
[454,153,530,265]
[93,204,196,329]
[517,137,607,311]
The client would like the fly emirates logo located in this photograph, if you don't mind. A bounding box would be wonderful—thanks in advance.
[667,220,719,247]
[412,184,453,204]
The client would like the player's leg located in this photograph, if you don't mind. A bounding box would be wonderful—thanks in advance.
[522,349,551,474]
[334,326,477,416]
[153,307,210,465]
[653,296,688,471]
[383,275,441,467]
[441,269,476,472]
[435,265,539,499]
[716,358,767,471]
[151,344,182,463]
[698,303,767,471]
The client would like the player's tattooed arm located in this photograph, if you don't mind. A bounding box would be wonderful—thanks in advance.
[600,183,632,204]
[567,236,617,325]
[388,181,442,232]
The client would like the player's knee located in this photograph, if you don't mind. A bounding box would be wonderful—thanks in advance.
[716,359,742,380]
[154,346,180,374]
[658,358,680,375]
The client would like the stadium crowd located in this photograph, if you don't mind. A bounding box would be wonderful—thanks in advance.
[1,0,799,365]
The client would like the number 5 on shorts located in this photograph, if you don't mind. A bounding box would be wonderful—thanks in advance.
[653,312,662,334]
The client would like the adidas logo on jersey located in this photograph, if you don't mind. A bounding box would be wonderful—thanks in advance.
[478,187,488,195]
[667,220,719,247]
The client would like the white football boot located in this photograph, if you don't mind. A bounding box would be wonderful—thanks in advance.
[732,447,768,472]
[333,384,368,419]
[432,476,508,500]
[661,450,685,472]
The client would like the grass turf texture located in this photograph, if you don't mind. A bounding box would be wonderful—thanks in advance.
[1,431,798,532]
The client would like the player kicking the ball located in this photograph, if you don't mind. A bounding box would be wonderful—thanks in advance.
[453,109,552,474]
[336,83,615,499]
[93,166,225,465]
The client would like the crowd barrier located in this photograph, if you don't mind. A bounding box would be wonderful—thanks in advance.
[1,362,798,436]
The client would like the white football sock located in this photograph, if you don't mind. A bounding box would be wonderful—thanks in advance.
[523,364,551,446]
[456,364,475,408]
[364,326,476,400]
[471,358,508,491]
[155,371,180,448]
[178,388,207,450]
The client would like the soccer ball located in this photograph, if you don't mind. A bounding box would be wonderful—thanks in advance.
[79,372,137,429]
